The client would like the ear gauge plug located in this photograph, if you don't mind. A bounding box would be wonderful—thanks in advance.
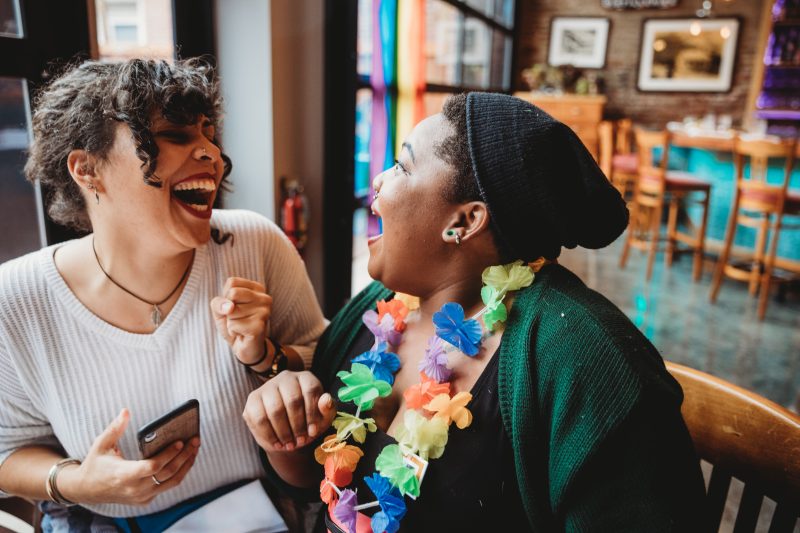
[445,230,455,237]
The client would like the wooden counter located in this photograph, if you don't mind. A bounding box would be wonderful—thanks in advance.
[669,131,800,156]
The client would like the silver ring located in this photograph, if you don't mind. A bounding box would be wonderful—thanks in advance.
[372,191,379,201]
[152,474,163,486]
[455,234,462,245]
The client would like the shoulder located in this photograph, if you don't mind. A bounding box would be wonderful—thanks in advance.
[0,246,53,303]
[515,264,663,369]
[503,263,681,418]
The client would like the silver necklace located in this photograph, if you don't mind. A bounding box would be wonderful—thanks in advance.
[91,237,194,328]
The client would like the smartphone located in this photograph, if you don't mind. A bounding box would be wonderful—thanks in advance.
[137,399,200,459]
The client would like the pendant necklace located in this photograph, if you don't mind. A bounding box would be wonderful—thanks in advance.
[91,236,194,328]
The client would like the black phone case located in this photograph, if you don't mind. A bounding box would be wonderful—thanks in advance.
[137,399,200,458]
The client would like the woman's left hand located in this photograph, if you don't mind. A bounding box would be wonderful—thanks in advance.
[211,277,272,364]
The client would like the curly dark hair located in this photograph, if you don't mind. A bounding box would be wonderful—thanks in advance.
[436,93,512,262]
[24,57,232,233]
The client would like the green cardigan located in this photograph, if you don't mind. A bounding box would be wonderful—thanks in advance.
[308,264,706,531]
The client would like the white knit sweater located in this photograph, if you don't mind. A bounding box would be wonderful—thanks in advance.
[0,209,327,517]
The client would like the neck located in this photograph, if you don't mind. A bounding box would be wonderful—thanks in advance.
[416,277,484,324]
[91,231,195,303]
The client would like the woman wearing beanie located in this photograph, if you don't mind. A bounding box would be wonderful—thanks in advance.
[247,93,706,532]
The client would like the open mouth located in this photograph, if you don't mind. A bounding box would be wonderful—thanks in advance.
[171,174,216,219]
[368,200,383,245]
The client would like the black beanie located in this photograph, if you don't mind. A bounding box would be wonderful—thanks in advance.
[465,92,629,261]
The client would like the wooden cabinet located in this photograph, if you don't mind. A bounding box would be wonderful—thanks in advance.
[513,92,607,160]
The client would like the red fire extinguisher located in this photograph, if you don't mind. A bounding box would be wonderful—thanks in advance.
[279,177,308,254]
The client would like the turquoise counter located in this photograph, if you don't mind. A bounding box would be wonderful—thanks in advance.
[666,145,800,265]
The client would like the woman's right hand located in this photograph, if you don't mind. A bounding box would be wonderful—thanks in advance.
[59,409,200,506]
[243,370,336,453]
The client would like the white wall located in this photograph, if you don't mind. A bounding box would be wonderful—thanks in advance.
[214,0,275,220]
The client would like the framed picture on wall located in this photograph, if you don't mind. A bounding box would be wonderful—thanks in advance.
[637,18,740,92]
[548,17,610,69]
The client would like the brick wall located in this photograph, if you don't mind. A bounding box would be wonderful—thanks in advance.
[514,0,766,128]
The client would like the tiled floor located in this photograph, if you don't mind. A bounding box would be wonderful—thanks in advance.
[558,236,800,412]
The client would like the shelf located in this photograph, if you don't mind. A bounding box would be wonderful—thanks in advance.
[773,18,800,26]
[755,109,800,120]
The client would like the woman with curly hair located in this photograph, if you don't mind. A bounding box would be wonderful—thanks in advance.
[0,58,326,531]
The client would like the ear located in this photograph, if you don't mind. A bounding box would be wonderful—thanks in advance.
[440,201,491,244]
[67,150,101,192]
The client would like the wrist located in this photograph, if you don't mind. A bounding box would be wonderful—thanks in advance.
[47,459,82,505]
[57,462,84,503]
[237,337,273,368]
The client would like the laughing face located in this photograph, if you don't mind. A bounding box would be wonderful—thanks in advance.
[367,114,457,295]
[95,114,224,252]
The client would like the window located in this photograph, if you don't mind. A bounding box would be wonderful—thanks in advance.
[94,0,174,61]
[349,0,516,296]
[0,0,23,38]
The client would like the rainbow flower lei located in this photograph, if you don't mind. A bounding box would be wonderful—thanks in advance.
[317,261,535,533]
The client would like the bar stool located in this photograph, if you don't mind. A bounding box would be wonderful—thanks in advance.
[709,137,799,320]
[619,128,712,281]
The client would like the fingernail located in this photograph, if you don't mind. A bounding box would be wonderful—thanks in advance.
[322,393,333,407]
[296,436,307,446]
[192,438,200,447]
[308,423,317,437]
[221,300,234,313]
[272,442,283,450]
[284,442,295,451]
[175,441,184,450]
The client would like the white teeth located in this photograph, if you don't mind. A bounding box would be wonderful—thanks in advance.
[172,178,216,191]
[188,204,209,212]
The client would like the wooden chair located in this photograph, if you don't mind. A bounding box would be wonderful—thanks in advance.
[709,137,799,320]
[619,129,712,281]
[0,497,40,532]
[666,362,800,532]
[598,119,638,198]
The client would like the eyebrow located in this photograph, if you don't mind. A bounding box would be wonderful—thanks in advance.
[401,142,415,164]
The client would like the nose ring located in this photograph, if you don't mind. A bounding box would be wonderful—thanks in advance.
[372,191,379,201]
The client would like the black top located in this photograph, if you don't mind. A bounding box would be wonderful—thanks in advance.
[320,326,530,532]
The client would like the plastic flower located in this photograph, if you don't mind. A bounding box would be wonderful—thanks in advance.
[433,302,482,356]
[320,453,355,505]
[374,443,420,497]
[364,473,407,533]
[481,260,534,293]
[417,336,452,383]
[333,489,358,533]
[394,292,420,312]
[425,391,474,429]
[480,285,508,331]
[395,410,449,461]
[351,342,401,385]
[332,412,377,443]
[362,310,402,346]
[403,372,451,410]
[314,434,364,471]
[337,363,392,410]
[377,299,409,332]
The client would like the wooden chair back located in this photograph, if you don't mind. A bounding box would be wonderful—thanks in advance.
[598,120,614,179]
[633,128,670,206]
[666,362,800,532]
[615,118,633,154]
[733,137,797,214]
